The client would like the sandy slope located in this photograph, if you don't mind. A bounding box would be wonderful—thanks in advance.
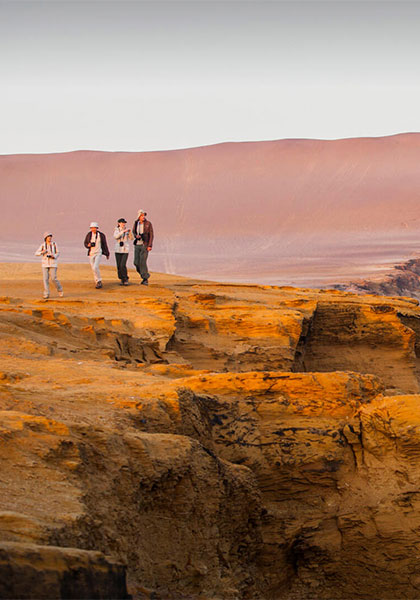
[2,133,420,286]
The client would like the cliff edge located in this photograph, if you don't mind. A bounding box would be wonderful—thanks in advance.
[2,264,420,599]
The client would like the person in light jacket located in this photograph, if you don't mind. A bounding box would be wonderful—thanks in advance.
[113,218,133,285]
[132,209,154,285]
[83,222,110,289]
[35,232,64,299]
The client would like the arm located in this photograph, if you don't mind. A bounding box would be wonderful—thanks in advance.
[114,228,124,240]
[133,220,140,240]
[35,244,45,256]
[52,244,60,259]
[101,233,110,258]
[84,233,91,249]
[147,221,154,250]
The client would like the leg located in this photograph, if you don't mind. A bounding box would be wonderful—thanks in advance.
[51,267,63,292]
[139,245,150,282]
[133,245,142,276]
[89,254,102,285]
[89,255,97,282]
[42,268,50,298]
[94,254,102,285]
[115,253,124,282]
[120,253,129,282]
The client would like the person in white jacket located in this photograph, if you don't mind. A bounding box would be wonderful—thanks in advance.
[35,232,64,299]
[113,218,133,285]
[83,222,110,289]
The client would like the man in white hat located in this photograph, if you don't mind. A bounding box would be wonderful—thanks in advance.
[83,222,110,288]
[132,209,154,285]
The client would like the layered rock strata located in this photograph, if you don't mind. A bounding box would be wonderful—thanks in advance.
[333,257,420,300]
[2,265,420,598]
[0,542,129,600]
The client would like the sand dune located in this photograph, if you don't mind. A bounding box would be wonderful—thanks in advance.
[2,133,420,285]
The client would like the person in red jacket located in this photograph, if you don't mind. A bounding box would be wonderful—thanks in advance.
[83,222,110,289]
[132,209,154,285]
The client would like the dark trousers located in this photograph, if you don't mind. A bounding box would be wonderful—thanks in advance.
[133,244,150,280]
[115,253,129,282]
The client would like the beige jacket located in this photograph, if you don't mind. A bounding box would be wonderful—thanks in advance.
[35,241,60,267]
[113,226,133,253]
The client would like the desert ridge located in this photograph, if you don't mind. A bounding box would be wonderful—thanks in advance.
[2,262,420,598]
[3,133,420,287]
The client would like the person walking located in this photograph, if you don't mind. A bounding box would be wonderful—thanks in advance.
[35,232,64,299]
[113,218,133,285]
[132,209,154,285]
[83,222,110,289]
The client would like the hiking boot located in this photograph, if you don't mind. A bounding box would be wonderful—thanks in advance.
[123,281,129,286]
[141,279,149,286]
[95,281,103,289]
[43,294,49,299]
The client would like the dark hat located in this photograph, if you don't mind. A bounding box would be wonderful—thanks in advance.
[117,218,127,223]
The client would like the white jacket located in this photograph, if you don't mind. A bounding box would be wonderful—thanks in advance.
[35,241,60,267]
[113,227,132,253]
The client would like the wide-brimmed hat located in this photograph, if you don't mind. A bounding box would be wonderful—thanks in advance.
[90,222,99,228]
[43,231,53,240]
[117,218,127,223]
[137,209,146,217]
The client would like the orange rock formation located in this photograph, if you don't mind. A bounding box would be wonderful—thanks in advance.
[2,263,420,598]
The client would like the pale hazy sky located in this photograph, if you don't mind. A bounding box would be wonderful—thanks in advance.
[1,0,420,154]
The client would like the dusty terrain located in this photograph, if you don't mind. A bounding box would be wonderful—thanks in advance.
[3,132,420,287]
[3,263,420,598]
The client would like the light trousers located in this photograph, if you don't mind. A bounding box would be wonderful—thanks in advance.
[43,267,62,296]
[89,253,102,283]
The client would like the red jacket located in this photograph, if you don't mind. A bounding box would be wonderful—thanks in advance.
[132,219,154,249]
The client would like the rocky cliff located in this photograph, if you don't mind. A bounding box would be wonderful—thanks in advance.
[334,256,420,301]
[2,264,420,598]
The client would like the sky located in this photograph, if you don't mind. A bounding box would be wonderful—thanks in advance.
[1,0,420,154]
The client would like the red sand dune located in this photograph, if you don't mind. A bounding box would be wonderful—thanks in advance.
[2,133,420,286]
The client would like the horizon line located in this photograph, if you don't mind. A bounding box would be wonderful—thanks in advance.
[1,131,419,159]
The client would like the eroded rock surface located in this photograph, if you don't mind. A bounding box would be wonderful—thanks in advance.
[2,264,420,598]
[334,257,420,301]
[0,542,129,600]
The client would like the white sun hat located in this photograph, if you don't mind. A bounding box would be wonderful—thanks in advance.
[90,222,99,228]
